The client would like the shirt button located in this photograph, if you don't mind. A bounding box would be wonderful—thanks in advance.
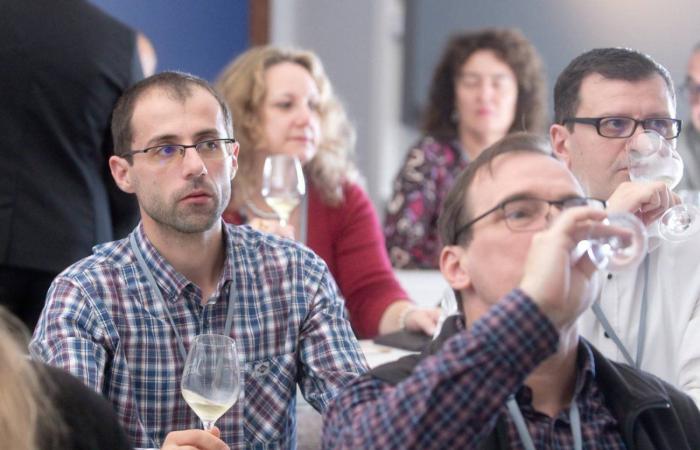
[253,361,270,378]
[607,273,613,280]
[604,332,610,338]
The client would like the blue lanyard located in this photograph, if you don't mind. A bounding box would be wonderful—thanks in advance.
[129,234,235,362]
[506,396,582,450]
[300,193,308,245]
[592,255,650,369]
[129,233,236,448]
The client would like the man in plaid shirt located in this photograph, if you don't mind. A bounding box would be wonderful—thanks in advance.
[30,71,367,450]
[323,133,700,449]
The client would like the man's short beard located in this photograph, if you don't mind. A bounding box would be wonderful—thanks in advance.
[141,187,230,235]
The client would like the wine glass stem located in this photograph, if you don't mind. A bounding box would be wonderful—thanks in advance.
[203,420,215,431]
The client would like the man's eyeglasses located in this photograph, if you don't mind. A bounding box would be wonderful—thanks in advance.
[453,196,606,242]
[121,138,236,164]
[561,117,681,140]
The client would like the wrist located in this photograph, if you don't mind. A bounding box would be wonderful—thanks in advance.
[398,305,418,330]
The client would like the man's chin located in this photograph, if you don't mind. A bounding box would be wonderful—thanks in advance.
[172,216,220,234]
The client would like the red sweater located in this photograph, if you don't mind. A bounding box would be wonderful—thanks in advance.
[224,182,408,338]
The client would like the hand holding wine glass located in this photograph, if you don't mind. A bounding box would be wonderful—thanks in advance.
[627,130,700,241]
[261,155,306,227]
[181,334,240,432]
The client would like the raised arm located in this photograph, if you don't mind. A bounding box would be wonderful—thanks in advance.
[322,291,558,448]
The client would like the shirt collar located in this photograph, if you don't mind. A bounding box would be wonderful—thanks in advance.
[574,339,597,397]
[131,221,235,303]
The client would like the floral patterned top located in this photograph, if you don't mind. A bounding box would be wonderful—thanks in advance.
[384,136,468,269]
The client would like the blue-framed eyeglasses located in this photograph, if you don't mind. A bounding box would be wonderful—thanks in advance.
[121,138,236,164]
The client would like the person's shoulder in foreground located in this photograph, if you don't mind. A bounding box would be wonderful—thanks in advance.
[38,362,133,450]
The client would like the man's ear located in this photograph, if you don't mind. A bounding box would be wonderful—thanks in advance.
[230,141,240,180]
[550,123,573,168]
[109,155,136,194]
[439,245,471,292]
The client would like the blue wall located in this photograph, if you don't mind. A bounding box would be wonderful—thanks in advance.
[89,0,249,82]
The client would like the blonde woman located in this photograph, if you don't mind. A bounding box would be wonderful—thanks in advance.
[0,307,130,450]
[217,46,439,338]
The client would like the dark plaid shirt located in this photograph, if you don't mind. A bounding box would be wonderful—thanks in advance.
[31,223,367,449]
[323,289,626,449]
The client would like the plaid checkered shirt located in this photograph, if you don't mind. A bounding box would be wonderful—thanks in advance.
[30,222,368,449]
[323,290,626,449]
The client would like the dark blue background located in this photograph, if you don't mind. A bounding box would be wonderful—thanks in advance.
[90,0,250,82]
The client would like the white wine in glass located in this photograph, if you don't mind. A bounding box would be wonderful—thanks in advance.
[628,131,700,241]
[261,155,306,227]
[181,334,240,431]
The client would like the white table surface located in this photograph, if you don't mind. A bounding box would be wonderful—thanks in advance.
[393,269,450,307]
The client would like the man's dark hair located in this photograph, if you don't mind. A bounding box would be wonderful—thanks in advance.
[111,71,234,161]
[438,132,555,247]
[554,47,675,126]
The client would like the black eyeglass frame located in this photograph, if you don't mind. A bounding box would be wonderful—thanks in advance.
[453,196,607,243]
[121,138,236,159]
[561,117,681,139]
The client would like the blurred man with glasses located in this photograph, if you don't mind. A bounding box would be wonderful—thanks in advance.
[323,132,700,449]
[30,71,367,450]
[550,47,700,406]
[677,43,700,190]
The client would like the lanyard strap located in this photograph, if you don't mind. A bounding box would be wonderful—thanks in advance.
[129,234,235,362]
[506,396,582,450]
[592,255,650,369]
[300,193,308,245]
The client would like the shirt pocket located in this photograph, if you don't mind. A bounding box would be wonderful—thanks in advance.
[242,352,297,446]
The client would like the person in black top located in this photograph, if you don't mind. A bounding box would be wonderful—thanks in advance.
[0,0,154,329]
[0,306,132,450]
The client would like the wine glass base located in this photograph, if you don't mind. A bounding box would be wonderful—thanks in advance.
[658,205,700,242]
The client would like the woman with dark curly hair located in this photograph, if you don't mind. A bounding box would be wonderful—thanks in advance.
[385,28,547,269]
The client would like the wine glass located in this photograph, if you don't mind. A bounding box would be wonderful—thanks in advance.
[627,130,700,241]
[261,155,306,227]
[432,287,459,339]
[572,212,648,272]
[181,334,241,431]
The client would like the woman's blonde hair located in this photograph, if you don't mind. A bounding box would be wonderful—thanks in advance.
[216,45,358,206]
[0,308,62,450]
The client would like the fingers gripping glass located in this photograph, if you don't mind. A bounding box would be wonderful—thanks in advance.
[122,138,236,164]
[562,117,681,139]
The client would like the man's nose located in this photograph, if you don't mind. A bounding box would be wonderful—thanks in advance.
[181,147,208,177]
[626,129,667,157]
